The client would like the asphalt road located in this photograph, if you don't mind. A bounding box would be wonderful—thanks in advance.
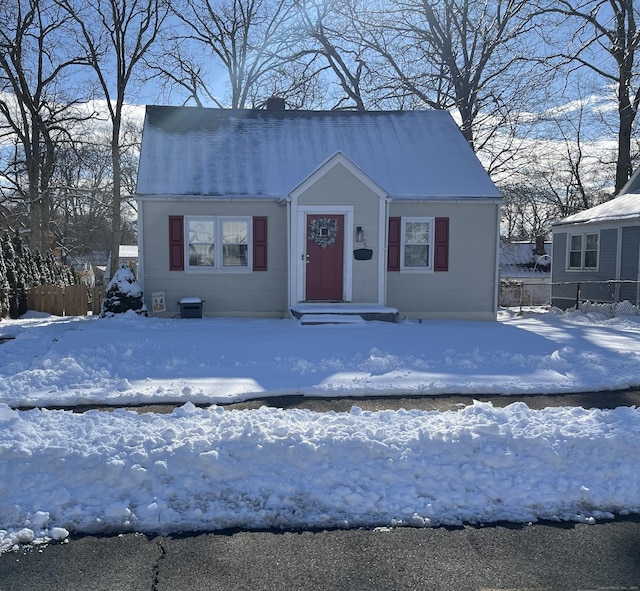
[4,391,640,591]
[2,518,640,591]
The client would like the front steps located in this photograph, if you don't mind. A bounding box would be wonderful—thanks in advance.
[291,303,399,325]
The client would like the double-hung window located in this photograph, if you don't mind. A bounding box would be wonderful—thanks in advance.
[401,217,433,270]
[186,216,250,271]
[568,232,598,270]
[222,220,249,267]
[188,218,215,267]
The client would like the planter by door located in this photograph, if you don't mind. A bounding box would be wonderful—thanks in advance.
[353,248,373,260]
[305,214,344,300]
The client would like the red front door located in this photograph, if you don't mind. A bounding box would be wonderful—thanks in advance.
[305,214,344,301]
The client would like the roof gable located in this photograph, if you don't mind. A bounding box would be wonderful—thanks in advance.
[136,106,500,201]
[289,151,388,200]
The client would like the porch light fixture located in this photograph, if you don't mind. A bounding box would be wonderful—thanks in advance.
[356,226,365,242]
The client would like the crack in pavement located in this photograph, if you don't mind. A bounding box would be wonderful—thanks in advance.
[151,537,167,591]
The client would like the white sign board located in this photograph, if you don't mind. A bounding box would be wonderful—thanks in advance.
[152,292,166,313]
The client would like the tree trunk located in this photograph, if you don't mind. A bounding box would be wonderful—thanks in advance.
[616,87,635,195]
[109,126,123,279]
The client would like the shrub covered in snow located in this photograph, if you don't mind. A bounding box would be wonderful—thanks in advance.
[100,263,148,318]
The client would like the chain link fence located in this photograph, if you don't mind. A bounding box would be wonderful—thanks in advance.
[500,279,640,317]
[551,280,640,315]
[499,280,551,308]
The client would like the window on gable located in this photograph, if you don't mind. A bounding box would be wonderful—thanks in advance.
[401,218,433,270]
[568,232,598,270]
[186,216,251,271]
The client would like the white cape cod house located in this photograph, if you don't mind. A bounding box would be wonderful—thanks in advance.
[135,105,502,320]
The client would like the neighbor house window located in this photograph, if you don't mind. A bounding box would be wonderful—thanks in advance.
[568,232,598,270]
[401,218,433,270]
[186,216,251,270]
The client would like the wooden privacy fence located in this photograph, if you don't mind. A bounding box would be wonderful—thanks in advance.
[28,285,105,316]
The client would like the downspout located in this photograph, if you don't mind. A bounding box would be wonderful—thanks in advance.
[637,239,640,307]
[616,228,623,304]
[381,197,390,305]
[493,202,501,319]
[137,198,144,295]
[286,197,292,316]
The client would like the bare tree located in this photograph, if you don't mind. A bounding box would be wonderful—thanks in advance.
[350,0,543,157]
[156,0,300,109]
[0,0,89,252]
[246,54,330,109]
[500,96,612,239]
[51,136,114,262]
[539,0,640,194]
[292,0,371,110]
[57,0,167,276]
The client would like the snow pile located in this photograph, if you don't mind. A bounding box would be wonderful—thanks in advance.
[578,299,639,318]
[2,400,640,554]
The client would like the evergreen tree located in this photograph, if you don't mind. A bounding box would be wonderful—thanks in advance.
[1,233,22,318]
[0,232,77,318]
[28,249,40,288]
[32,250,51,285]
[46,251,62,286]
[100,263,148,317]
[10,232,31,316]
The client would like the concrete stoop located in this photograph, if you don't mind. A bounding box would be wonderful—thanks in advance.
[291,303,399,325]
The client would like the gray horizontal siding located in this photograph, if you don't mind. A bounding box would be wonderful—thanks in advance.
[141,200,288,317]
[552,225,640,308]
[620,226,640,303]
[386,201,499,320]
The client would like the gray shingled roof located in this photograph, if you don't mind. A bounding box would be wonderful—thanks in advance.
[135,106,500,201]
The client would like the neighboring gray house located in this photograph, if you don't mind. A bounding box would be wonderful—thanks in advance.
[551,174,640,309]
[499,238,552,306]
[135,105,502,320]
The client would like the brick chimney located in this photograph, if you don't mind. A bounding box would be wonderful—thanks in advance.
[266,96,286,110]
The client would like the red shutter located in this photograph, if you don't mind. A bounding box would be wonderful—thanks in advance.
[253,216,268,271]
[387,217,401,272]
[169,215,184,271]
[434,217,449,272]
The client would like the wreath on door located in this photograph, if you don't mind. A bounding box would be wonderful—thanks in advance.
[309,218,338,248]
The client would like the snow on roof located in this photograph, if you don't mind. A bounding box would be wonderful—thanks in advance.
[553,193,640,226]
[135,106,500,201]
[499,242,552,278]
[118,245,138,259]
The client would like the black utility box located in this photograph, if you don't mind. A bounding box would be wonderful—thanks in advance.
[179,297,203,318]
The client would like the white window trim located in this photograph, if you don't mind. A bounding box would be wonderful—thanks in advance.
[566,231,599,271]
[185,215,253,272]
[400,216,434,272]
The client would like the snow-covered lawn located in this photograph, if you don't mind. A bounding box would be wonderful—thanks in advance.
[2,307,640,407]
[1,307,640,553]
